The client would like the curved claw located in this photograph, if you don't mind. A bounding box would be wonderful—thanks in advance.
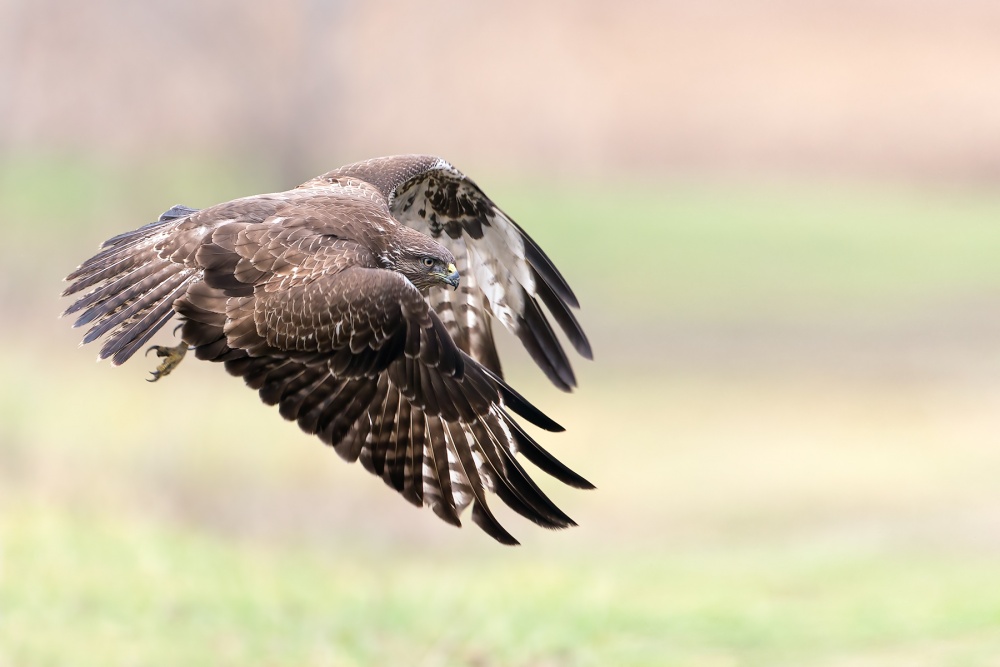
[144,342,189,382]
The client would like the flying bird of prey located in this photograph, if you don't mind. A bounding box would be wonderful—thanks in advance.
[62,155,593,544]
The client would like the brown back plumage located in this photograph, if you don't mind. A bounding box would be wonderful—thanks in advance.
[63,155,592,544]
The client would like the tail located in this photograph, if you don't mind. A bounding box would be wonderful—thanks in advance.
[62,205,202,365]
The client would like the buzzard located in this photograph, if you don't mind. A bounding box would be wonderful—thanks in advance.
[62,155,592,544]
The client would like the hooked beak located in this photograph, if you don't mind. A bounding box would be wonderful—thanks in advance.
[443,263,460,289]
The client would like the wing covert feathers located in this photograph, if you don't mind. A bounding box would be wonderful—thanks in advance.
[63,155,592,544]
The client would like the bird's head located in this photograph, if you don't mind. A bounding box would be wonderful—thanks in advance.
[392,232,460,292]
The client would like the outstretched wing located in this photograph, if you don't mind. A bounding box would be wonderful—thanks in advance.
[179,216,591,544]
[61,196,300,365]
[312,155,592,391]
[61,185,384,366]
[62,205,209,364]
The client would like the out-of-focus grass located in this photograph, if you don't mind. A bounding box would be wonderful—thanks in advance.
[5,157,1000,665]
[7,505,1000,667]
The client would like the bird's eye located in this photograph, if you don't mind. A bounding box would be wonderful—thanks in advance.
[422,257,435,268]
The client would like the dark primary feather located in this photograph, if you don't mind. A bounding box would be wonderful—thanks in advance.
[63,155,592,544]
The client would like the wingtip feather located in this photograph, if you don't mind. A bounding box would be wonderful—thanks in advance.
[471,501,520,546]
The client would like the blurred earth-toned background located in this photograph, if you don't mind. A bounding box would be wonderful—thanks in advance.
[4,1,1000,665]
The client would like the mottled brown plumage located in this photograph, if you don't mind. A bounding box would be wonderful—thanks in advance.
[63,155,592,544]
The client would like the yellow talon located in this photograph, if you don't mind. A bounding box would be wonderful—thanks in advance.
[145,342,190,382]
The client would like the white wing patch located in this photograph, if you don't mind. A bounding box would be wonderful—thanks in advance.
[479,209,535,289]
[466,239,520,329]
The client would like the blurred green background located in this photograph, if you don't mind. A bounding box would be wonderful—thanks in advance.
[4,2,1000,665]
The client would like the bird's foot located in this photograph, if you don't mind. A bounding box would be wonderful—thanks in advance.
[145,342,190,382]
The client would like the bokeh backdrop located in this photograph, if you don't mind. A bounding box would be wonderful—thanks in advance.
[4,1,1000,665]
